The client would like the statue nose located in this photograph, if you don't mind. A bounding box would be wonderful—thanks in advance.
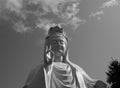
[55,41,61,46]
[58,41,61,45]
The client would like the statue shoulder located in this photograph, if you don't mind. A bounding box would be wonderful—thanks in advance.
[67,59,84,72]
[29,61,44,75]
[67,59,108,88]
[23,62,44,87]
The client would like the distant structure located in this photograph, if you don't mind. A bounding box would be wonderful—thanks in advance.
[23,26,107,88]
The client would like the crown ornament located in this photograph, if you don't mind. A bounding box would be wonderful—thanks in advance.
[46,26,68,41]
[48,26,64,36]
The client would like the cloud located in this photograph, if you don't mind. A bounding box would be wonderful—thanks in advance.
[6,0,23,13]
[0,0,82,33]
[67,17,86,30]
[36,18,57,33]
[61,2,80,20]
[14,21,30,33]
[89,0,119,20]
[89,10,104,20]
[100,0,119,8]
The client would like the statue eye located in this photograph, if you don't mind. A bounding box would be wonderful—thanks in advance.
[52,39,64,45]
[60,40,64,44]
[53,40,57,44]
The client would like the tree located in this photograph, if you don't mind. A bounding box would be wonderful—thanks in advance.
[106,58,120,88]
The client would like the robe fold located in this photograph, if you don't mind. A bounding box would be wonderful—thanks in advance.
[23,59,107,88]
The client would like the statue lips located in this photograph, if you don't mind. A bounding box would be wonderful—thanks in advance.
[53,45,64,54]
[55,47,64,56]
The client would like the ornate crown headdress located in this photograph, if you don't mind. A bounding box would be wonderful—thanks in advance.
[46,26,68,41]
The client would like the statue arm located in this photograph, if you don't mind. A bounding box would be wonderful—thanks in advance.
[82,69,97,84]
[75,68,97,88]
[82,69,108,88]
[66,59,108,88]
[22,67,37,88]
[75,64,107,88]
[22,64,43,88]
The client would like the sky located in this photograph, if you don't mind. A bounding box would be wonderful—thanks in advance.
[0,0,120,88]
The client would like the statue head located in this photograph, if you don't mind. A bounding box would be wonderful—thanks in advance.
[44,26,69,65]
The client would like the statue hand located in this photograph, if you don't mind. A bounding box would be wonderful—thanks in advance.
[94,80,107,88]
[46,50,54,65]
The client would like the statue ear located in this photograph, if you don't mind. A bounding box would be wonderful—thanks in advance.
[63,45,69,62]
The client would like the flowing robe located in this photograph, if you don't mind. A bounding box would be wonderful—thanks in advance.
[23,60,107,88]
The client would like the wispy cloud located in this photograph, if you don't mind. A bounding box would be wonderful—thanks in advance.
[67,17,86,30]
[0,0,82,33]
[14,21,30,33]
[89,0,119,20]
[89,10,104,20]
[6,0,23,13]
[35,18,58,33]
[1,0,118,33]
[100,0,119,8]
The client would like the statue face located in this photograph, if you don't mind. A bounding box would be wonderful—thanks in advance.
[49,37,67,57]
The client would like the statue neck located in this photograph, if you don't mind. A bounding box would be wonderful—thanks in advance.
[54,55,63,62]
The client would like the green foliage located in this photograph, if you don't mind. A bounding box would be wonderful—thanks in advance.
[106,59,120,88]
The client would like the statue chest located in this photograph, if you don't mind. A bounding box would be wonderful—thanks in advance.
[44,62,77,88]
